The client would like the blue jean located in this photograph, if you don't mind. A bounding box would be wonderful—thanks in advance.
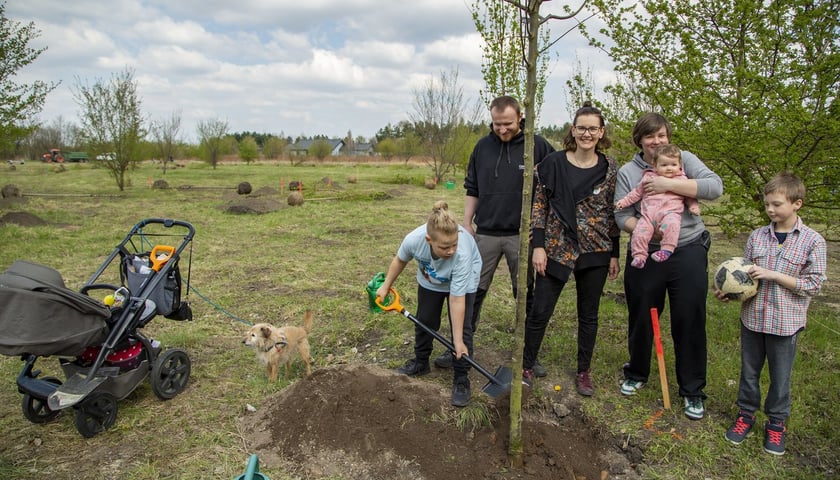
[737,323,799,422]
[414,285,475,384]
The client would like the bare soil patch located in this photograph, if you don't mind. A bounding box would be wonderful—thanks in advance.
[242,363,638,479]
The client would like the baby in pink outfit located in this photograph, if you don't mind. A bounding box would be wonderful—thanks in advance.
[615,144,701,268]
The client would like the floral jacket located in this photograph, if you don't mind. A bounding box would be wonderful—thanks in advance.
[531,151,620,276]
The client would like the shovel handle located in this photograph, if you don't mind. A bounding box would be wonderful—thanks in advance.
[376,287,504,387]
[374,287,402,312]
[150,245,176,271]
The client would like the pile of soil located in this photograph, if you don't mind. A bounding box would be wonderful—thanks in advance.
[242,364,638,479]
[0,211,46,227]
[222,186,284,214]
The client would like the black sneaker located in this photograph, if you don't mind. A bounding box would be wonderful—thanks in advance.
[451,381,471,407]
[396,358,430,377]
[533,360,547,378]
[433,352,453,369]
[764,420,786,455]
[725,411,756,445]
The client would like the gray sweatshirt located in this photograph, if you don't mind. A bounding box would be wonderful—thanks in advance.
[614,150,723,247]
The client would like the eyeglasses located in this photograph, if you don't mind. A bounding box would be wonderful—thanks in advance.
[574,126,602,135]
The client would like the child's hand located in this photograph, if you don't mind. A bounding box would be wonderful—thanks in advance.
[690,205,701,215]
[375,285,390,305]
[712,287,730,302]
[615,200,627,210]
[748,265,776,282]
[453,340,469,360]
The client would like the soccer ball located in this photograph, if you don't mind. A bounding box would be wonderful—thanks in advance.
[714,257,758,301]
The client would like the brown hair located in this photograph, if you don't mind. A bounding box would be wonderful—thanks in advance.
[490,95,521,116]
[764,172,806,203]
[631,112,672,148]
[563,101,612,152]
[427,200,459,239]
[652,143,682,167]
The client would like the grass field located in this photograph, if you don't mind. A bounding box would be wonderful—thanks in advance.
[0,158,837,479]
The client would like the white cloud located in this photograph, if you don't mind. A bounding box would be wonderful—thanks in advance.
[8,1,617,141]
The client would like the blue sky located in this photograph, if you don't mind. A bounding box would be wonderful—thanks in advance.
[8,1,616,142]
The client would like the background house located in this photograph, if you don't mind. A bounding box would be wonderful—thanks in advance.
[287,138,344,156]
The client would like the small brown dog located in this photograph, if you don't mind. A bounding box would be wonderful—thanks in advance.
[243,310,313,382]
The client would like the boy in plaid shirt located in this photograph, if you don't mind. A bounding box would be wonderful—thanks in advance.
[715,173,827,455]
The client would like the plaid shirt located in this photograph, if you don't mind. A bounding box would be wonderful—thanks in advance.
[741,216,827,336]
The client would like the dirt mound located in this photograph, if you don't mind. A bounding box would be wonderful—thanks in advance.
[242,363,633,479]
[0,211,47,226]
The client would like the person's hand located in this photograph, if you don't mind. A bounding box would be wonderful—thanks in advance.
[615,199,628,210]
[532,247,547,276]
[690,205,701,216]
[453,340,468,359]
[644,176,672,195]
[712,286,730,302]
[375,285,390,305]
[609,257,620,279]
[463,223,475,237]
[748,265,777,282]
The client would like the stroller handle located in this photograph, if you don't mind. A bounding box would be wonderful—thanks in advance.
[134,218,195,241]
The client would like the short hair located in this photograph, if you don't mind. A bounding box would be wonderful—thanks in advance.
[631,113,672,149]
[562,100,613,152]
[764,172,806,203]
[652,144,682,166]
[427,200,459,239]
[490,96,521,116]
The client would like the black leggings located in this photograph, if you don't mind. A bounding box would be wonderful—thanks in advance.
[414,285,475,383]
[523,265,609,372]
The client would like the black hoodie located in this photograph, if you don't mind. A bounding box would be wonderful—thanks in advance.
[464,126,555,236]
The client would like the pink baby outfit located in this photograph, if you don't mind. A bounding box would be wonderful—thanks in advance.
[615,169,699,267]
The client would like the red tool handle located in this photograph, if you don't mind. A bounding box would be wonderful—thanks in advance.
[651,307,664,355]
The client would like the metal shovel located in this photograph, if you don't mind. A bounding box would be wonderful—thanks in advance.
[376,287,512,398]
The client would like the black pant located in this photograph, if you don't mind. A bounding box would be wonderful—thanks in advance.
[622,238,709,398]
[523,265,609,372]
[414,286,475,383]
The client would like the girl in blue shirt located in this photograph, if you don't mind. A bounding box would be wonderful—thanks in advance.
[376,201,482,407]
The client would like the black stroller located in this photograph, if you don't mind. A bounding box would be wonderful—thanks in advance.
[0,218,195,437]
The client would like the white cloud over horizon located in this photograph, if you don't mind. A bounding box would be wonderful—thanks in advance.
[8,1,617,143]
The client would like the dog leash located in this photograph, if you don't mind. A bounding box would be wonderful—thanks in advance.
[186,284,254,326]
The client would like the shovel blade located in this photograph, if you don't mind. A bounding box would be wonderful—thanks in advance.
[480,366,513,398]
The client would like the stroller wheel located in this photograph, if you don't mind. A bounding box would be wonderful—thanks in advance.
[22,376,62,424]
[151,348,191,400]
[74,392,118,438]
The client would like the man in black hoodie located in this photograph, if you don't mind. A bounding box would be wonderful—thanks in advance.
[434,95,555,374]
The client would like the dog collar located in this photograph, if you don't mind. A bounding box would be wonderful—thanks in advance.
[265,341,287,352]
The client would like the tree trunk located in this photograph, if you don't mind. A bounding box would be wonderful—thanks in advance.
[508,0,542,466]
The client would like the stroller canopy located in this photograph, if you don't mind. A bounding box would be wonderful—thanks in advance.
[0,260,110,357]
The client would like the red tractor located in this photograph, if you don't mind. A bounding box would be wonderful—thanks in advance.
[42,148,64,163]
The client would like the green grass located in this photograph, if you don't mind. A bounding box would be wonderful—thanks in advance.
[0,159,837,479]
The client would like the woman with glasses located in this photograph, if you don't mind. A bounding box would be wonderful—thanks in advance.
[522,101,620,397]
[614,113,722,420]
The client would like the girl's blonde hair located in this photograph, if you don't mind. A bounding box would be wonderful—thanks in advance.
[427,200,459,239]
